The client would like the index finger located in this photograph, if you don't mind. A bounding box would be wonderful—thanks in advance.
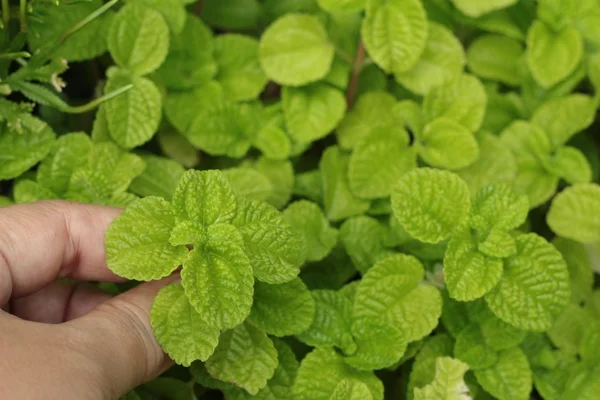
[0,200,125,305]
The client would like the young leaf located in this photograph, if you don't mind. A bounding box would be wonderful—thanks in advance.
[330,380,373,400]
[451,0,517,17]
[413,357,471,400]
[407,334,455,399]
[361,0,428,74]
[348,127,416,199]
[547,184,600,243]
[353,254,442,343]
[108,4,170,75]
[150,284,220,366]
[105,197,188,280]
[172,170,237,226]
[282,200,338,262]
[395,22,466,95]
[444,226,504,301]
[336,91,399,150]
[526,21,583,88]
[214,34,268,101]
[484,233,570,331]
[0,115,55,181]
[181,225,254,330]
[249,279,315,337]
[259,14,335,86]
[473,347,532,400]
[469,183,529,233]
[154,14,216,89]
[292,348,384,400]
[417,118,479,170]
[344,317,407,371]
[282,83,346,144]
[391,168,471,244]
[104,69,162,149]
[296,290,356,354]
[320,146,371,221]
[422,74,487,132]
[205,322,278,395]
[467,34,524,86]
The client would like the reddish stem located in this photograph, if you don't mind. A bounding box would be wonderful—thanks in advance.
[346,42,365,109]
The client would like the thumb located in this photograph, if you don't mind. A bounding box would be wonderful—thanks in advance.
[69,276,178,398]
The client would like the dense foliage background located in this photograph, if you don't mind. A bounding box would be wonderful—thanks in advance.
[1,0,600,399]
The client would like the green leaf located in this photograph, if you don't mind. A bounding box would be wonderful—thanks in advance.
[547,184,600,243]
[232,199,282,227]
[125,0,186,34]
[181,235,254,330]
[474,348,532,400]
[157,130,199,168]
[580,322,600,366]
[531,94,595,149]
[477,307,526,351]
[451,0,517,17]
[477,229,517,259]
[348,127,416,199]
[185,101,258,158]
[456,132,517,196]
[206,322,278,395]
[172,170,237,226]
[553,238,594,305]
[214,34,268,101]
[336,91,399,150]
[484,233,570,331]
[201,0,263,30]
[104,69,162,149]
[36,132,91,195]
[0,115,55,181]
[13,180,58,203]
[259,13,334,86]
[28,0,113,62]
[548,304,593,355]
[320,146,371,221]
[330,380,373,400]
[223,168,273,202]
[526,21,583,88]
[164,83,224,134]
[395,22,466,95]
[423,74,487,132]
[454,324,498,370]
[545,146,592,185]
[353,254,442,343]
[282,83,346,144]
[417,118,479,170]
[283,200,338,262]
[413,357,470,400]
[154,15,216,90]
[344,317,407,371]
[86,142,146,194]
[318,0,365,12]
[362,0,428,74]
[105,197,188,280]
[407,334,455,400]
[129,155,184,200]
[296,290,356,354]
[391,168,471,244]
[444,226,504,301]
[150,284,220,366]
[254,157,295,209]
[469,183,529,233]
[108,4,169,75]
[292,348,384,400]
[250,279,315,336]
[339,216,388,274]
[237,220,306,284]
[466,34,524,86]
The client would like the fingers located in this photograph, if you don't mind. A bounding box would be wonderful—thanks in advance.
[68,275,178,398]
[9,282,112,323]
[0,200,124,305]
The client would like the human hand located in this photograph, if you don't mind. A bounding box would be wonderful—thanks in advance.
[0,201,175,399]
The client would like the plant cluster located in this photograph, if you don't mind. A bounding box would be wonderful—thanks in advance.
[1,0,600,399]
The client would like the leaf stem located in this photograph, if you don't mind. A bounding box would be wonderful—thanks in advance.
[60,0,118,42]
[0,51,30,59]
[19,0,26,32]
[334,47,354,65]
[65,84,133,114]
[346,41,366,108]
[2,0,9,29]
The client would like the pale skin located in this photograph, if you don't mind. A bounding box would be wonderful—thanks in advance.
[0,200,175,399]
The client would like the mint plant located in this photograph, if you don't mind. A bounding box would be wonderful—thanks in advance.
[1,0,600,399]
